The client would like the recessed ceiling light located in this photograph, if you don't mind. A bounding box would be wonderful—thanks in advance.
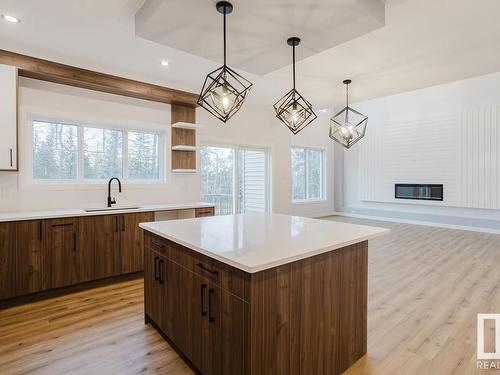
[160,60,169,67]
[2,14,21,23]
[318,108,329,113]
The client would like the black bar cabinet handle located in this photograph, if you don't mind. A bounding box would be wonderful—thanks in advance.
[197,262,219,275]
[152,239,166,249]
[51,223,73,228]
[158,259,164,284]
[115,216,118,233]
[39,221,43,241]
[72,233,77,254]
[201,284,207,316]
[9,148,13,167]
[208,288,215,322]
[154,256,159,281]
[121,216,125,232]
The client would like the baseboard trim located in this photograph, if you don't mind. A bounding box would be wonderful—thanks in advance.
[315,211,500,235]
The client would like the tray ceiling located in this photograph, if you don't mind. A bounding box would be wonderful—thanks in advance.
[135,0,385,75]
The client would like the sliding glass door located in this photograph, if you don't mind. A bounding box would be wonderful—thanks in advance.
[201,145,269,215]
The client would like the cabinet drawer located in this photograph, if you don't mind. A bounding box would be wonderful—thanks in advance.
[195,207,214,217]
[146,232,249,301]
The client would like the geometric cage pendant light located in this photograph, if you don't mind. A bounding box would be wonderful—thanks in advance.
[329,79,368,149]
[197,1,253,123]
[273,37,317,135]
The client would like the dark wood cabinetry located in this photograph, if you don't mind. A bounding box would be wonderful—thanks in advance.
[0,207,212,303]
[144,233,249,375]
[121,212,153,274]
[43,217,95,289]
[195,207,214,218]
[15,220,43,295]
[94,215,121,279]
[95,212,154,279]
[144,232,366,375]
[0,222,16,299]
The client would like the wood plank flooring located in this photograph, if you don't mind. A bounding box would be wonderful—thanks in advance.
[0,217,499,374]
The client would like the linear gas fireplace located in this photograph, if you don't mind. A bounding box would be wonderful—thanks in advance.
[395,184,443,201]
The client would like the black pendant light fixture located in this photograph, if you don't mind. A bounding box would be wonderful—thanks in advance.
[197,1,253,123]
[329,80,368,149]
[273,37,316,135]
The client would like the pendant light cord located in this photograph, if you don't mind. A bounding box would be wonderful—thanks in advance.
[346,82,349,108]
[223,7,227,66]
[292,44,296,90]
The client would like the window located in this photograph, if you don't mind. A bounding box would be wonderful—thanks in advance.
[291,147,324,202]
[127,131,160,180]
[32,120,163,182]
[33,121,78,180]
[200,145,269,215]
[83,127,123,179]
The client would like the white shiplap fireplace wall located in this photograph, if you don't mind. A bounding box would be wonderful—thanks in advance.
[340,72,500,229]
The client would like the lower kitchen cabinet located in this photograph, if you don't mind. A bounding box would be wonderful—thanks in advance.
[15,220,43,295]
[44,217,94,289]
[94,215,121,279]
[144,243,249,375]
[0,207,213,301]
[95,212,154,279]
[0,222,16,299]
[121,212,154,274]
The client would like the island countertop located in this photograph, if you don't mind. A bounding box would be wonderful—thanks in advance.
[139,212,389,273]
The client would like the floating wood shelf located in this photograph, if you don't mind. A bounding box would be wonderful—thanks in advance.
[171,105,197,172]
[172,145,197,151]
[172,169,197,173]
[171,122,200,129]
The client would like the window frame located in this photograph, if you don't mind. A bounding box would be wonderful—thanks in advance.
[200,142,271,214]
[291,146,326,204]
[27,115,166,186]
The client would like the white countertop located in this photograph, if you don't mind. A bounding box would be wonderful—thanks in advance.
[0,202,214,222]
[140,213,389,273]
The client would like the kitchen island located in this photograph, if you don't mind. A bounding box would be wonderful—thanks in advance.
[140,213,389,375]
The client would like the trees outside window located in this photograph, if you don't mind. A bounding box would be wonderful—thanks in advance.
[32,120,162,182]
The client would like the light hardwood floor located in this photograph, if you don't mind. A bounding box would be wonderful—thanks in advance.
[0,217,499,374]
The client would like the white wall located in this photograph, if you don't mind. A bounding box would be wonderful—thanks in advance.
[0,78,334,216]
[340,72,500,226]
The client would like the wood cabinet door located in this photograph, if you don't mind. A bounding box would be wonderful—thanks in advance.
[198,282,248,375]
[121,212,154,274]
[0,222,16,299]
[144,247,163,325]
[170,267,204,371]
[94,215,121,279]
[218,288,249,375]
[44,218,78,289]
[77,217,95,283]
[15,220,43,295]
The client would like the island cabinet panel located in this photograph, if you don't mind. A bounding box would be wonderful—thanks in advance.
[15,220,44,295]
[144,247,165,327]
[0,222,16,299]
[249,241,368,375]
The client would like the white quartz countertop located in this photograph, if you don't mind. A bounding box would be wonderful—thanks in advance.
[0,202,215,222]
[140,213,389,273]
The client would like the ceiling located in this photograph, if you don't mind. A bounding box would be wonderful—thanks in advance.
[135,0,385,75]
[1,0,500,110]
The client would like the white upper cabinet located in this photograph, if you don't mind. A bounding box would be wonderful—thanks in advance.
[0,64,17,171]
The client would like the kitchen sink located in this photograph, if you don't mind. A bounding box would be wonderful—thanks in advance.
[84,206,141,212]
